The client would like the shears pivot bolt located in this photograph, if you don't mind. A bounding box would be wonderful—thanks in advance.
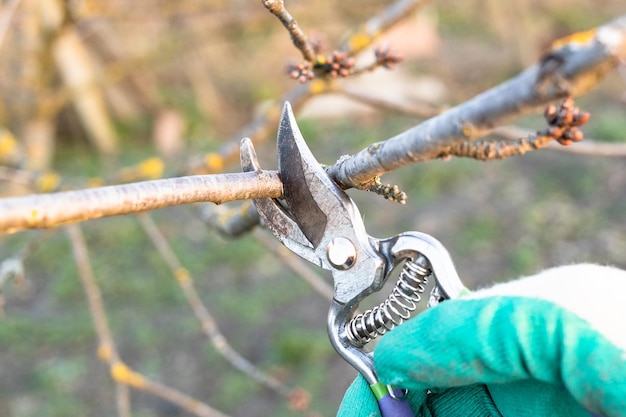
[327,237,357,270]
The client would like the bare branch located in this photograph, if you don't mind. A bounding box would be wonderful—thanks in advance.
[4,16,624,234]
[0,171,282,233]
[326,15,626,189]
[66,223,229,417]
[340,88,626,158]
[260,0,316,62]
[339,0,430,54]
[137,214,311,410]
[446,133,556,160]
[335,86,441,119]
[191,0,427,174]
[65,224,130,415]
[493,126,626,157]
[116,384,131,417]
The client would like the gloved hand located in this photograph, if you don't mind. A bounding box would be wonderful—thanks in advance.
[338,264,626,417]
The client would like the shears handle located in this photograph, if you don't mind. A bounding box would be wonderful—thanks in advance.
[371,383,415,417]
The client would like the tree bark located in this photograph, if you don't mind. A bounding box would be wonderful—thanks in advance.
[0,171,281,233]
[326,14,626,189]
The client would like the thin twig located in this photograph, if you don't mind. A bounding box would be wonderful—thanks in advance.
[66,223,229,417]
[260,0,316,62]
[116,384,131,417]
[189,0,430,174]
[336,86,441,119]
[338,0,430,54]
[136,213,311,410]
[493,126,626,157]
[65,224,131,416]
[445,133,556,160]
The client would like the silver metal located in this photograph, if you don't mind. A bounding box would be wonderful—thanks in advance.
[327,237,357,270]
[388,386,409,400]
[240,137,321,268]
[240,102,468,387]
[345,253,430,347]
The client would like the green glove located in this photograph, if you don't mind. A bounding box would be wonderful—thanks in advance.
[338,264,626,417]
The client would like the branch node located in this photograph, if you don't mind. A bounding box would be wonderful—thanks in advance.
[358,177,407,204]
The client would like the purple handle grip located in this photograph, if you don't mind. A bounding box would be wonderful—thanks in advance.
[378,391,415,417]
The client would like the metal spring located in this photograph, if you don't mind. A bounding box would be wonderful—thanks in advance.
[345,255,431,347]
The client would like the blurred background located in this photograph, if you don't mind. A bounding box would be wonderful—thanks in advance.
[0,1,625,416]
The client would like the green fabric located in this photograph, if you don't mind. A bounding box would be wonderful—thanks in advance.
[338,296,626,416]
[338,375,502,417]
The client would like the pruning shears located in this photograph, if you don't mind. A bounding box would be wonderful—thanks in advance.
[240,102,468,416]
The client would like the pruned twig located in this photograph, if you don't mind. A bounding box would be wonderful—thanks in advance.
[0,171,282,233]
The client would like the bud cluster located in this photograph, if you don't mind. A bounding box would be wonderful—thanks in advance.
[318,50,356,78]
[542,97,590,146]
[287,61,315,84]
[374,46,403,69]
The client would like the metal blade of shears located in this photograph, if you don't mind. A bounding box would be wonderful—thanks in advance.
[276,103,387,304]
[240,137,323,268]
[277,103,368,264]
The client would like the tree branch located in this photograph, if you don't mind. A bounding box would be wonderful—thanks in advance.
[191,0,428,174]
[136,213,310,410]
[66,223,229,417]
[3,16,625,234]
[0,171,282,233]
[326,15,626,189]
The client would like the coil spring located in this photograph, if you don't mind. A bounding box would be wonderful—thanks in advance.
[345,255,431,347]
